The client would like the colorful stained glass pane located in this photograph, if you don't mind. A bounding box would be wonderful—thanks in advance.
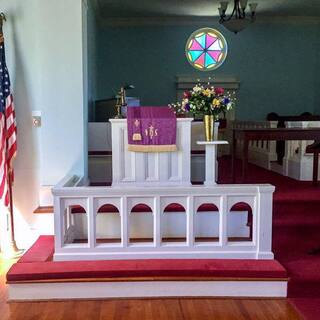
[194,53,205,67]
[208,40,222,51]
[208,50,222,62]
[195,64,204,69]
[189,50,203,62]
[205,53,216,67]
[185,28,227,71]
[205,34,217,48]
[189,39,203,51]
[195,33,206,49]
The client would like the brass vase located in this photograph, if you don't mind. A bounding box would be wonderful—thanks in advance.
[204,115,214,141]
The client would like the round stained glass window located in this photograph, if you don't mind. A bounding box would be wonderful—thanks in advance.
[185,28,228,71]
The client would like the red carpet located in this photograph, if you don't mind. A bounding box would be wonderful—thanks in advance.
[218,156,320,320]
[7,237,286,281]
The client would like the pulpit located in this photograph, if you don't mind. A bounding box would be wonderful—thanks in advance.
[110,118,193,187]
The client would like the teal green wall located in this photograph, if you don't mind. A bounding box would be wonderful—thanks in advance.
[87,0,98,122]
[95,20,320,120]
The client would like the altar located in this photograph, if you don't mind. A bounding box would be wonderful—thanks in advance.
[51,108,274,262]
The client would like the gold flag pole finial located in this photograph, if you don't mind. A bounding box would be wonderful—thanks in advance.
[0,13,6,34]
[0,13,6,43]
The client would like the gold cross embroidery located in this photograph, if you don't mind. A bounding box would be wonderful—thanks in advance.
[145,125,158,140]
[134,119,140,127]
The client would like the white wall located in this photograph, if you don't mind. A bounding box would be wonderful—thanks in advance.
[0,0,87,249]
[37,0,87,186]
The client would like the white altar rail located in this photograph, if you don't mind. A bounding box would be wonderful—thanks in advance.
[233,120,278,170]
[53,175,274,261]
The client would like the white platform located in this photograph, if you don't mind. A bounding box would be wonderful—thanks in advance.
[8,280,287,301]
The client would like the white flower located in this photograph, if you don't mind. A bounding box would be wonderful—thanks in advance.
[192,85,202,93]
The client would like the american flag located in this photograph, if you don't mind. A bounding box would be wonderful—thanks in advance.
[0,35,17,207]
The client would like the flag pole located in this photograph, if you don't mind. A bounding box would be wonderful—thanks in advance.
[6,169,23,258]
[0,13,23,258]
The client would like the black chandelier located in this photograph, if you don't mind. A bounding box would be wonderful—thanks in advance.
[218,0,258,34]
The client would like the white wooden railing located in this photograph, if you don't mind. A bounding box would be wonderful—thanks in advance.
[283,121,320,180]
[53,175,275,261]
[233,120,320,180]
[233,121,277,170]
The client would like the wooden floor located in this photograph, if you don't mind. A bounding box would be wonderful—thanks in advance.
[0,257,301,320]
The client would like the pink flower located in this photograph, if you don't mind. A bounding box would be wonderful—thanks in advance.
[214,87,224,95]
[183,91,191,98]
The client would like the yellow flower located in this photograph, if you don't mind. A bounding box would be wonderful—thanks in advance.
[203,88,212,97]
[212,98,220,107]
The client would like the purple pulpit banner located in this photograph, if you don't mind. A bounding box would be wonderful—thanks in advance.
[127,106,177,152]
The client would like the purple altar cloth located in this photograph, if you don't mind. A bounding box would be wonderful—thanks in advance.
[127,106,177,152]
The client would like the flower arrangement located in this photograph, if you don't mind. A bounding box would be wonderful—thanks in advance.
[169,83,234,118]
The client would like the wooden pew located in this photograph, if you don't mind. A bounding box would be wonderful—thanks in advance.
[266,113,320,164]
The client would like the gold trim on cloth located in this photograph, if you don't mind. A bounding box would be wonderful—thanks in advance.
[132,133,142,141]
[128,144,177,152]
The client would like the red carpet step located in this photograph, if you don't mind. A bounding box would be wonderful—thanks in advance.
[7,236,286,283]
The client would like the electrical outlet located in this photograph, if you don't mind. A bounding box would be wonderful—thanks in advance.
[32,116,41,127]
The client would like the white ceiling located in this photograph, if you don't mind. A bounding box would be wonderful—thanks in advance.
[93,0,320,19]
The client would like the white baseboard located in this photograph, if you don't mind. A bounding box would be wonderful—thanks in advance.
[8,280,287,301]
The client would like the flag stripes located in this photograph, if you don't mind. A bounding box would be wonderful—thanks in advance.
[0,38,17,207]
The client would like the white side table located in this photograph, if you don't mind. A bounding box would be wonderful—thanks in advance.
[197,141,229,185]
